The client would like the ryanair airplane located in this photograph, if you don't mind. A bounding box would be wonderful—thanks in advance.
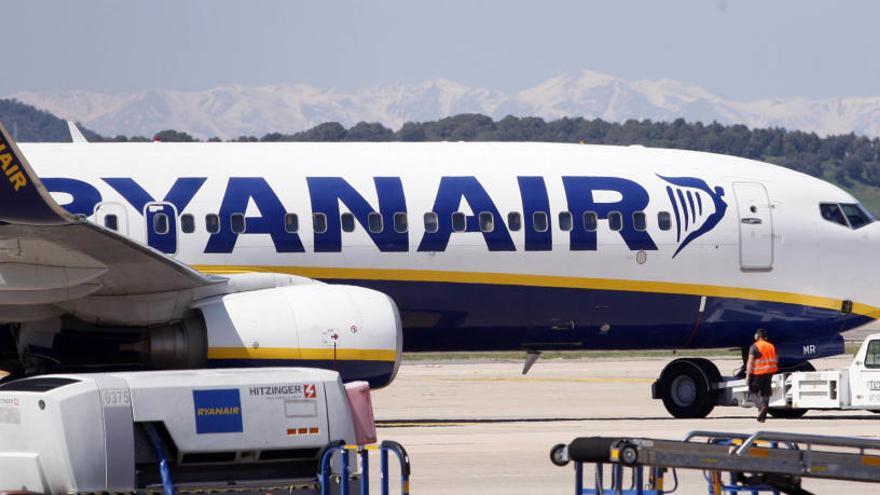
[0,122,877,418]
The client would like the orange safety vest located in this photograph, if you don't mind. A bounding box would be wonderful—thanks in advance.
[753,339,778,375]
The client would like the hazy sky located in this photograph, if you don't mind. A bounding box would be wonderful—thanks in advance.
[5,1,879,99]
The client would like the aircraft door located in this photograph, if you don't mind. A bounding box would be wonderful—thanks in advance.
[94,202,129,236]
[144,202,178,254]
[733,182,773,270]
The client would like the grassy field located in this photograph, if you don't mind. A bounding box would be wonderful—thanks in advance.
[841,181,880,216]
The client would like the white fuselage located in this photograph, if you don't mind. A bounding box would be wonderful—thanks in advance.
[20,142,880,359]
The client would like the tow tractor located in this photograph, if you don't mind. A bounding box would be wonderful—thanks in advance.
[653,332,880,418]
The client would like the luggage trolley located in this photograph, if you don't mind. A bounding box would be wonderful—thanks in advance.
[551,430,880,495]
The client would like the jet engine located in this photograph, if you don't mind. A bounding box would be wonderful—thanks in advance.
[6,284,403,389]
[193,284,403,388]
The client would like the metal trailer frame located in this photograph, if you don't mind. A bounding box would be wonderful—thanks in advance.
[319,440,411,495]
[130,439,411,495]
[552,430,880,495]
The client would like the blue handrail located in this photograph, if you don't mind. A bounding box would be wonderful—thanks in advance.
[142,423,175,495]
[319,440,411,495]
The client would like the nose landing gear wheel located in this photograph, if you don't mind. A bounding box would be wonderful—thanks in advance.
[658,358,720,419]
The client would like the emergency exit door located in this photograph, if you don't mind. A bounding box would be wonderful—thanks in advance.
[144,202,178,254]
[733,182,773,270]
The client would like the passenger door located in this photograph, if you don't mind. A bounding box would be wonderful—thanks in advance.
[94,202,129,237]
[733,182,773,271]
[144,202,178,255]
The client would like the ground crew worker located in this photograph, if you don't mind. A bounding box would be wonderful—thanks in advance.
[746,328,778,423]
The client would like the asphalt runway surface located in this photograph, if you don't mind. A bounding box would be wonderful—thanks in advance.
[372,355,878,494]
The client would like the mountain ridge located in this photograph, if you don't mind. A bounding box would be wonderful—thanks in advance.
[11,69,880,139]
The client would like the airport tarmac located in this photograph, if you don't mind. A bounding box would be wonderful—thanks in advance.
[373,355,877,494]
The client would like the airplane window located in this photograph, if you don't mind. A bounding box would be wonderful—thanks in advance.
[633,212,647,232]
[508,212,522,232]
[532,211,548,233]
[284,213,299,233]
[180,214,195,233]
[313,213,328,233]
[866,340,880,369]
[658,211,671,231]
[230,213,246,234]
[206,214,220,234]
[104,214,118,231]
[840,203,874,229]
[394,212,408,233]
[452,212,467,232]
[424,212,439,233]
[583,211,597,232]
[341,212,356,232]
[368,212,383,233]
[608,211,623,231]
[558,212,573,232]
[819,203,848,228]
[153,213,169,235]
[479,212,494,232]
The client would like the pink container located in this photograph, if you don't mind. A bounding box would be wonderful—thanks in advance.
[344,381,377,445]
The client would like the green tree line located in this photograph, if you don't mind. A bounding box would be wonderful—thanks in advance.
[4,98,880,211]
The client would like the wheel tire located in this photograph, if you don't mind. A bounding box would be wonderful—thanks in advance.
[549,443,568,466]
[618,443,639,467]
[659,359,718,419]
[768,361,815,419]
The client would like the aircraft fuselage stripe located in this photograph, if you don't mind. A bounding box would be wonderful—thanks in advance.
[193,264,880,318]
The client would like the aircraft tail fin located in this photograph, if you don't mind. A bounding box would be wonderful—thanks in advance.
[67,121,89,144]
[0,121,74,225]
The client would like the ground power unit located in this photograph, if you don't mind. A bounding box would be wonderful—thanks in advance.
[0,367,375,494]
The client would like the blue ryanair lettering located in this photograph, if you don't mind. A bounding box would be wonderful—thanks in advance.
[42,178,102,216]
[307,177,408,252]
[417,176,515,252]
[517,176,552,251]
[562,176,658,251]
[205,177,305,253]
[103,177,206,214]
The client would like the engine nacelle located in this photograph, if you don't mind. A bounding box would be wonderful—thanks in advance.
[192,284,403,388]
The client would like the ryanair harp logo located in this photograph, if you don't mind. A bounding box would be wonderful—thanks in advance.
[659,175,727,258]
[193,389,243,434]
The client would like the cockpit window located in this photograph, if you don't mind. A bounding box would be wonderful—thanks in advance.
[820,202,874,230]
[820,203,847,227]
[840,203,873,229]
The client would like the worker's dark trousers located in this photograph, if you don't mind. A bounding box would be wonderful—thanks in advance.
[749,374,773,409]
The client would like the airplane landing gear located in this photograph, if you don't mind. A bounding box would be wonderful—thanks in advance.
[653,358,721,418]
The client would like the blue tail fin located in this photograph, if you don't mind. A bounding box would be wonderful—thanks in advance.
[0,121,72,225]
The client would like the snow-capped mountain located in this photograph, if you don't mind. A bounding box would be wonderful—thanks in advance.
[10,70,880,139]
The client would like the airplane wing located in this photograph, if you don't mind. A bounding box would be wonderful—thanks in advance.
[0,121,223,323]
